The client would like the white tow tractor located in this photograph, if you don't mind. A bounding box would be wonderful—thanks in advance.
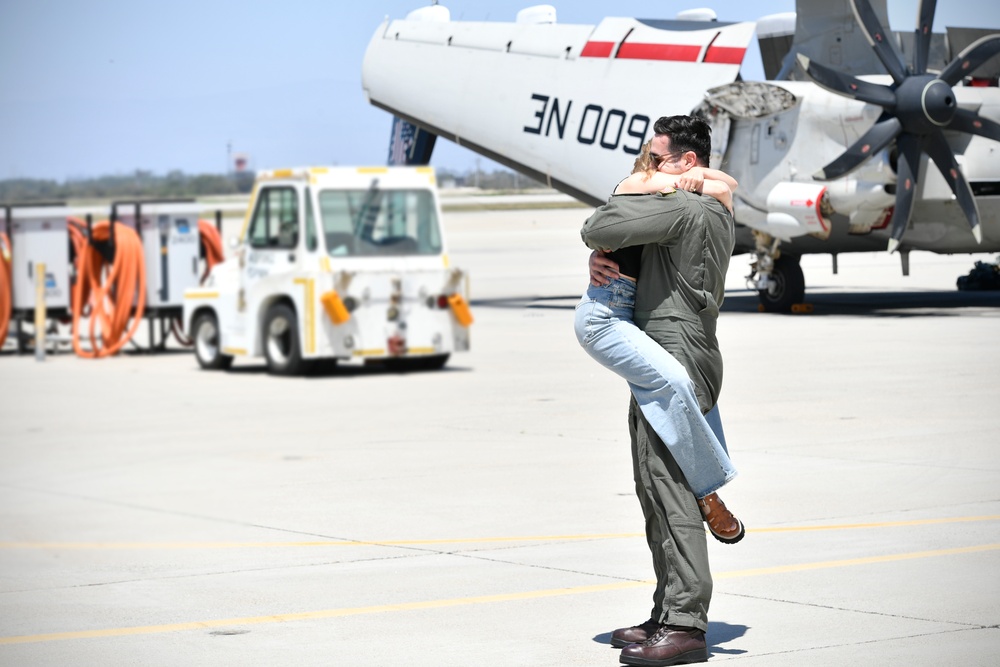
[182,166,472,374]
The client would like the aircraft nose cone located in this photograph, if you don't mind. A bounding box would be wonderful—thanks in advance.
[922,79,957,127]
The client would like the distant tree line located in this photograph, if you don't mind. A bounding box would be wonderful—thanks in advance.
[435,167,546,190]
[0,166,547,204]
[0,170,256,204]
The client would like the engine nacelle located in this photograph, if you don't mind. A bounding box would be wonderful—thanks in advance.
[761,182,831,240]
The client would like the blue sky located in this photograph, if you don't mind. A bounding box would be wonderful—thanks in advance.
[0,1,995,181]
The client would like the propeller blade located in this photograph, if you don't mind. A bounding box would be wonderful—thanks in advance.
[924,130,983,243]
[887,133,922,252]
[814,116,902,181]
[913,0,937,75]
[939,34,1000,86]
[797,54,896,108]
[850,0,909,84]
[948,108,1000,143]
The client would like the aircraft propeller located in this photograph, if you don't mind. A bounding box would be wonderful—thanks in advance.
[797,0,1000,252]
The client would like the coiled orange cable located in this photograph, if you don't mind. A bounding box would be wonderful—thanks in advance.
[68,217,147,358]
[0,232,11,348]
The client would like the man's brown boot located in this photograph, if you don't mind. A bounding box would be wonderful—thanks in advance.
[610,618,661,648]
[619,625,708,665]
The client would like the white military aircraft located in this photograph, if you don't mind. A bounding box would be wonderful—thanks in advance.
[361,0,1000,311]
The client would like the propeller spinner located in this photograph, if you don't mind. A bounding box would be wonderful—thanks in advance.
[798,0,1000,252]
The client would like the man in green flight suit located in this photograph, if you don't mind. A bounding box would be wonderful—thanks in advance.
[581,115,736,666]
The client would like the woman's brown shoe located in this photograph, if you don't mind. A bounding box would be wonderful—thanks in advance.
[698,492,745,544]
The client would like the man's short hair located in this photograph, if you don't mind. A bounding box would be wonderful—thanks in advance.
[653,115,712,166]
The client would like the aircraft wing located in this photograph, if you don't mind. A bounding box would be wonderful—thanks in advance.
[362,11,755,206]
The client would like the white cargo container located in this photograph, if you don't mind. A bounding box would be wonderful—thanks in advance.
[7,205,71,312]
[113,201,202,310]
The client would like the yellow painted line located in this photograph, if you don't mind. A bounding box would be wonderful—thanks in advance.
[0,581,646,646]
[357,166,388,174]
[1,544,997,646]
[716,543,1000,580]
[0,533,641,550]
[183,291,219,300]
[751,515,1000,533]
[2,516,997,551]
[221,347,247,356]
[407,347,437,355]
[293,278,316,354]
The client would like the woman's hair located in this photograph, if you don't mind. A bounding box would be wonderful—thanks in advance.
[632,141,658,177]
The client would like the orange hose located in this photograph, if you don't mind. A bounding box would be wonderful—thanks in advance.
[0,232,11,348]
[197,219,224,282]
[64,216,220,353]
[67,219,90,309]
[69,217,147,358]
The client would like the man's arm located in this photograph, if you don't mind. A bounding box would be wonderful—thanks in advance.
[589,250,619,286]
[580,190,700,252]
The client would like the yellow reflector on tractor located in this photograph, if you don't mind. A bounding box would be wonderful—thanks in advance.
[447,294,474,327]
[321,290,351,325]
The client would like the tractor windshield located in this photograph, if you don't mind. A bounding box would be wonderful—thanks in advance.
[318,186,442,257]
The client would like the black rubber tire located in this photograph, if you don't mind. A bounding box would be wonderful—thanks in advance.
[192,311,233,370]
[263,303,306,375]
[758,255,805,313]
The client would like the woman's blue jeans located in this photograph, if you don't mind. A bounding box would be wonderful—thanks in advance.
[574,277,736,498]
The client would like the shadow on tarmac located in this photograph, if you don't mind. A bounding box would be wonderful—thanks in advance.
[222,359,472,379]
[720,289,1000,316]
[0,345,198,357]
[706,621,750,655]
[591,621,749,654]
[495,289,1000,317]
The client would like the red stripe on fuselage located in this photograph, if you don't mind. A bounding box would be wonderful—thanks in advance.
[580,41,746,63]
[618,43,700,61]
[703,45,746,64]
[581,41,615,57]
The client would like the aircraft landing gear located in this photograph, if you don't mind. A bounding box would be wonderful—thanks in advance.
[758,255,805,313]
[747,232,806,313]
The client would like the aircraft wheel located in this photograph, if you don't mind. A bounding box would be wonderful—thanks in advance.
[263,303,306,375]
[192,311,233,370]
[758,255,805,313]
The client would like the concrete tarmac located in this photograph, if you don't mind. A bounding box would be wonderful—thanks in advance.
[1,206,999,665]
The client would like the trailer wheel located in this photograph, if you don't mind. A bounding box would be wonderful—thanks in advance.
[263,303,305,375]
[192,312,233,370]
